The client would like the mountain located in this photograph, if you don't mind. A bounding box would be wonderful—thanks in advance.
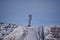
[4,25,60,40]
[0,23,60,40]
[4,26,41,40]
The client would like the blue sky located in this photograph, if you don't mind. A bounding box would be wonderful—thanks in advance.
[0,0,60,26]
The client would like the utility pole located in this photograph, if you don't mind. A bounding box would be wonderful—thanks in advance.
[28,15,32,27]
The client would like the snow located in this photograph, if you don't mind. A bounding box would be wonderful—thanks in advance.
[4,26,40,40]
[0,24,60,40]
[0,23,18,40]
[24,27,38,40]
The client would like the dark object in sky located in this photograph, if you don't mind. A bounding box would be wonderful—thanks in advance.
[28,15,32,27]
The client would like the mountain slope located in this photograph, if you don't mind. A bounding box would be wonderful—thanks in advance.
[4,26,40,40]
[0,23,18,40]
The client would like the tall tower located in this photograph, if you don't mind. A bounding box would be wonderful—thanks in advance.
[28,14,32,27]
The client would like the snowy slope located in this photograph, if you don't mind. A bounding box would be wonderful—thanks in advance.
[1,24,60,40]
[44,25,60,40]
[4,26,41,40]
[0,23,18,40]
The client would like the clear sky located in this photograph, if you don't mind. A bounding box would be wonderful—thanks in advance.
[0,0,60,26]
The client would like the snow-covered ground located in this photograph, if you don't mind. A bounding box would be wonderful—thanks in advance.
[4,26,41,40]
[0,23,18,40]
[44,25,60,40]
[0,23,60,40]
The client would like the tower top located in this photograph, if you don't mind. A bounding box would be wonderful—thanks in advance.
[28,14,32,27]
